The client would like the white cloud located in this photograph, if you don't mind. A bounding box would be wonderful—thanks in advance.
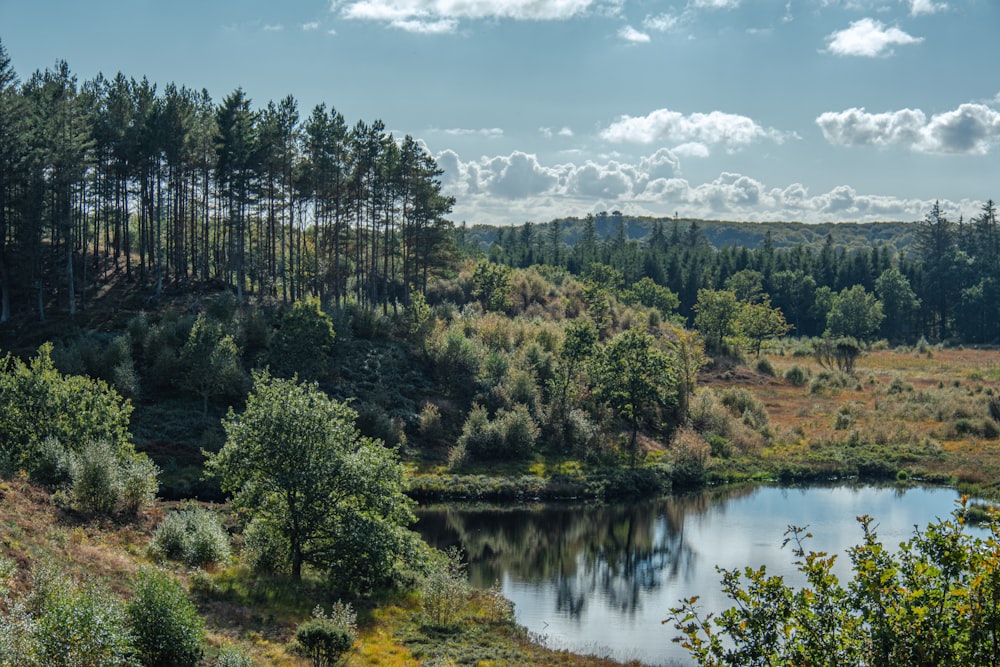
[618,25,651,43]
[691,0,740,8]
[673,142,711,158]
[436,147,966,226]
[335,0,608,32]
[908,0,947,16]
[825,18,922,57]
[643,13,679,31]
[600,108,790,149]
[817,104,1000,154]
[263,23,284,31]
[558,127,574,138]
[301,21,321,30]
[441,127,504,138]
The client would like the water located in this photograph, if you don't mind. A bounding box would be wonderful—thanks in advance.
[415,484,980,666]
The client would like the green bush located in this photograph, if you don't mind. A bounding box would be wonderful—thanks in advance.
[126,568,204,667]
[29,567,135,667]
[215,645,257,667]
[72,441,123,515]
[151,505,231,568]
[241,516,290,575]
[783,364,809,386]
[457,403,539,461]
[293,604,357,667]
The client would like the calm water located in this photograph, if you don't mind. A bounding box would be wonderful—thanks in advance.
[415,485,980,666]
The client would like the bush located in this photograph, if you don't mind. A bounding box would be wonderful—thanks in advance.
[421,547,469,627]
[126,568,205,667]
[784,364,809,386]
[241,516,290,575]
[29,567,135,667]
[671,428,710,488]
[718,388,769,432]
[755,357,776,376]
[151,505,231,568]
[34,436,74,488]
[71,441,122,515]
[215,645,257,667]
[293,604,357,667]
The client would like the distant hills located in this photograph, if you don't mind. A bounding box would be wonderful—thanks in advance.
[463,214,919,255]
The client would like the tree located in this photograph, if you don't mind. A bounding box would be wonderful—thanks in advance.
[693,289,740,353]
[664,327,707,422]
[591,327,678,466]
[267,297,336,381]
[471,260,513,313]
[915,201,957,339]
[178,314,244,417]
[825,285,884,342]
[738,299,791,357]
[874,267,920,342]
[208,372,415,588]
[625,276,680,317]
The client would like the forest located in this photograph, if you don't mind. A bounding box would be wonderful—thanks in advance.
[4,35,1000,666]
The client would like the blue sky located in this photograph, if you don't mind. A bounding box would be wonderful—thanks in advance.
[2,0,998,226]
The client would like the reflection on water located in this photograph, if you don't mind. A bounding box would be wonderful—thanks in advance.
[415,484,975,667]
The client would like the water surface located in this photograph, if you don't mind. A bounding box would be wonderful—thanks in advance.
[416,485,977,666]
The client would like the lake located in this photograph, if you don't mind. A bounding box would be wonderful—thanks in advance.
[415,484,979,666]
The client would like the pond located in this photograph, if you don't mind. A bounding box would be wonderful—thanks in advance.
[415,485,980,666]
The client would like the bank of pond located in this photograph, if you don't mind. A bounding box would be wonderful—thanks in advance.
[415,484,986,667]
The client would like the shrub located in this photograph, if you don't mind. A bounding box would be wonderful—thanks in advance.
[671,428,710,488]
[421,547,469,626]
[293,604,357,667]
[755,357,776,376]
[71,441,122,515]
[241,517,290,575]
[126,568,205,667]
[418,403,444,444]
[718,388,769,432]
[29,567,135,667]
[34,436,74,488]
[151,505,231,568]
[215,645,257,667]
[784,364,809,387]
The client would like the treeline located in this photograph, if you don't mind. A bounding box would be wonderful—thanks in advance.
[479,202,1000,344]
[0,39,455,323]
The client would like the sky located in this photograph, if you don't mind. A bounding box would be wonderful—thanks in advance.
[1,0,998,227]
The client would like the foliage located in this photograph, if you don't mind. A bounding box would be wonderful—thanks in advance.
[0,344,136,476]
[472,260,513,313]
[738,299,791,357]
[208,371,415,589]
[267,297,336,381]
[293,604,357,667]
[215,645,258,667]
[668,502,1000,667]
[814,337,863,374]
[456,403,540,462]
[825,285,885,342]
[151,504,232,568]
[126,568,205,667]
[694,289,741,352]
[71,440,158,517]
[591,326,678,464]
[422,547,470,627]
[178,314,245,417]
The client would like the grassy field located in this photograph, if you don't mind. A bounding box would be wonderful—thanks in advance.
[706,345,1000,499]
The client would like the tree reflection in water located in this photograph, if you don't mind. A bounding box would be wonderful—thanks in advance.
[415,486,758,619]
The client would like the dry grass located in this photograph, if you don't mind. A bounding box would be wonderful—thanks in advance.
[703,347,1000,497]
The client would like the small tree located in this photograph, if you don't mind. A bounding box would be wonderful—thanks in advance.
[738,299,791,357]
[592,327,678,465]
[694,289,740,353]
[293,604,357,667]
[178,315,244,417]
[208,372,415,588]
[267,297,336,381]
[825,285,884,342]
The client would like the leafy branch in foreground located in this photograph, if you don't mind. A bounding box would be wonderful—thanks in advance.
[667,499,1000,667]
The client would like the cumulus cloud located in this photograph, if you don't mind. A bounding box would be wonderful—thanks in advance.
[436,147,964,226]
[558,127,574,138]
[908,0,947,16]
[618,25,651,42]
[335,0,608,32]
[600,108,791,150]
[817,104,1000,154]
[825,18,922,57]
